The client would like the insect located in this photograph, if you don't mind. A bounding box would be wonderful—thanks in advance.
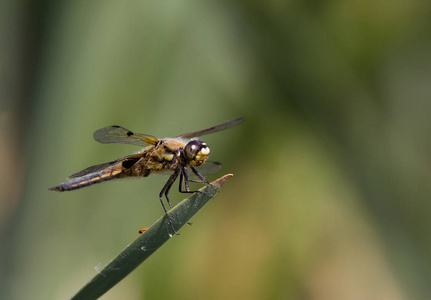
[49,117,244,234]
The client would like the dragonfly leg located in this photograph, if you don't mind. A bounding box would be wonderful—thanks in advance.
[177,170,195,226]
[189,165,211,185]
[159,170,180,235]
[179,166,202,194]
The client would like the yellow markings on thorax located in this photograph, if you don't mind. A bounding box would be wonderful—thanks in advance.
[153,138,185,162]
[162,153,174,161]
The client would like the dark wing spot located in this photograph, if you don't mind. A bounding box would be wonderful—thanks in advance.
[122,157,141,168]
[126,131,134,136]
[112,125,121,128]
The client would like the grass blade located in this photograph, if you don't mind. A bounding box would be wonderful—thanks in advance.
[71,174,233,300]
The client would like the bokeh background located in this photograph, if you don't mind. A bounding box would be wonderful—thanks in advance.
[1,0,431,299]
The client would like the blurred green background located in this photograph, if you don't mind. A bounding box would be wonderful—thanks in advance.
[1,0,431,299]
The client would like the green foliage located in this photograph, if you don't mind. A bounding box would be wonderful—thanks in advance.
[71,175,232,299]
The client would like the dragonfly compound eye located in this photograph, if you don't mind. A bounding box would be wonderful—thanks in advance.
[184,139,210,166]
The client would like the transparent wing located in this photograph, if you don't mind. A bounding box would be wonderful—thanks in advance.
[178,117,245,138]
[67,160,119,179]
[67,154,143,179]
[93,125,159,146]
[195,161,222,175]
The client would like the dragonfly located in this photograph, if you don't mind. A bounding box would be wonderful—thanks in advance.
[49,117,245,234]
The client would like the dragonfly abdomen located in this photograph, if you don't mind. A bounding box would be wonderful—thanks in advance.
[49,167,124,191]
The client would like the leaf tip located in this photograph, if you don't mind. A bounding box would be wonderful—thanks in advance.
[211,174,233,188]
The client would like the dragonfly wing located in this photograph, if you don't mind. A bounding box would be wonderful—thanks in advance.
[67,154,143,179]
[94,125,159,146]
[178,117,245,138]
[194,161,222,175]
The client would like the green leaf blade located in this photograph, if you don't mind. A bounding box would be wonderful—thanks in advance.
[71,174,233,300]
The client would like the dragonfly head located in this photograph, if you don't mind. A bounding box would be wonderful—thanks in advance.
[184,139,210,166]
